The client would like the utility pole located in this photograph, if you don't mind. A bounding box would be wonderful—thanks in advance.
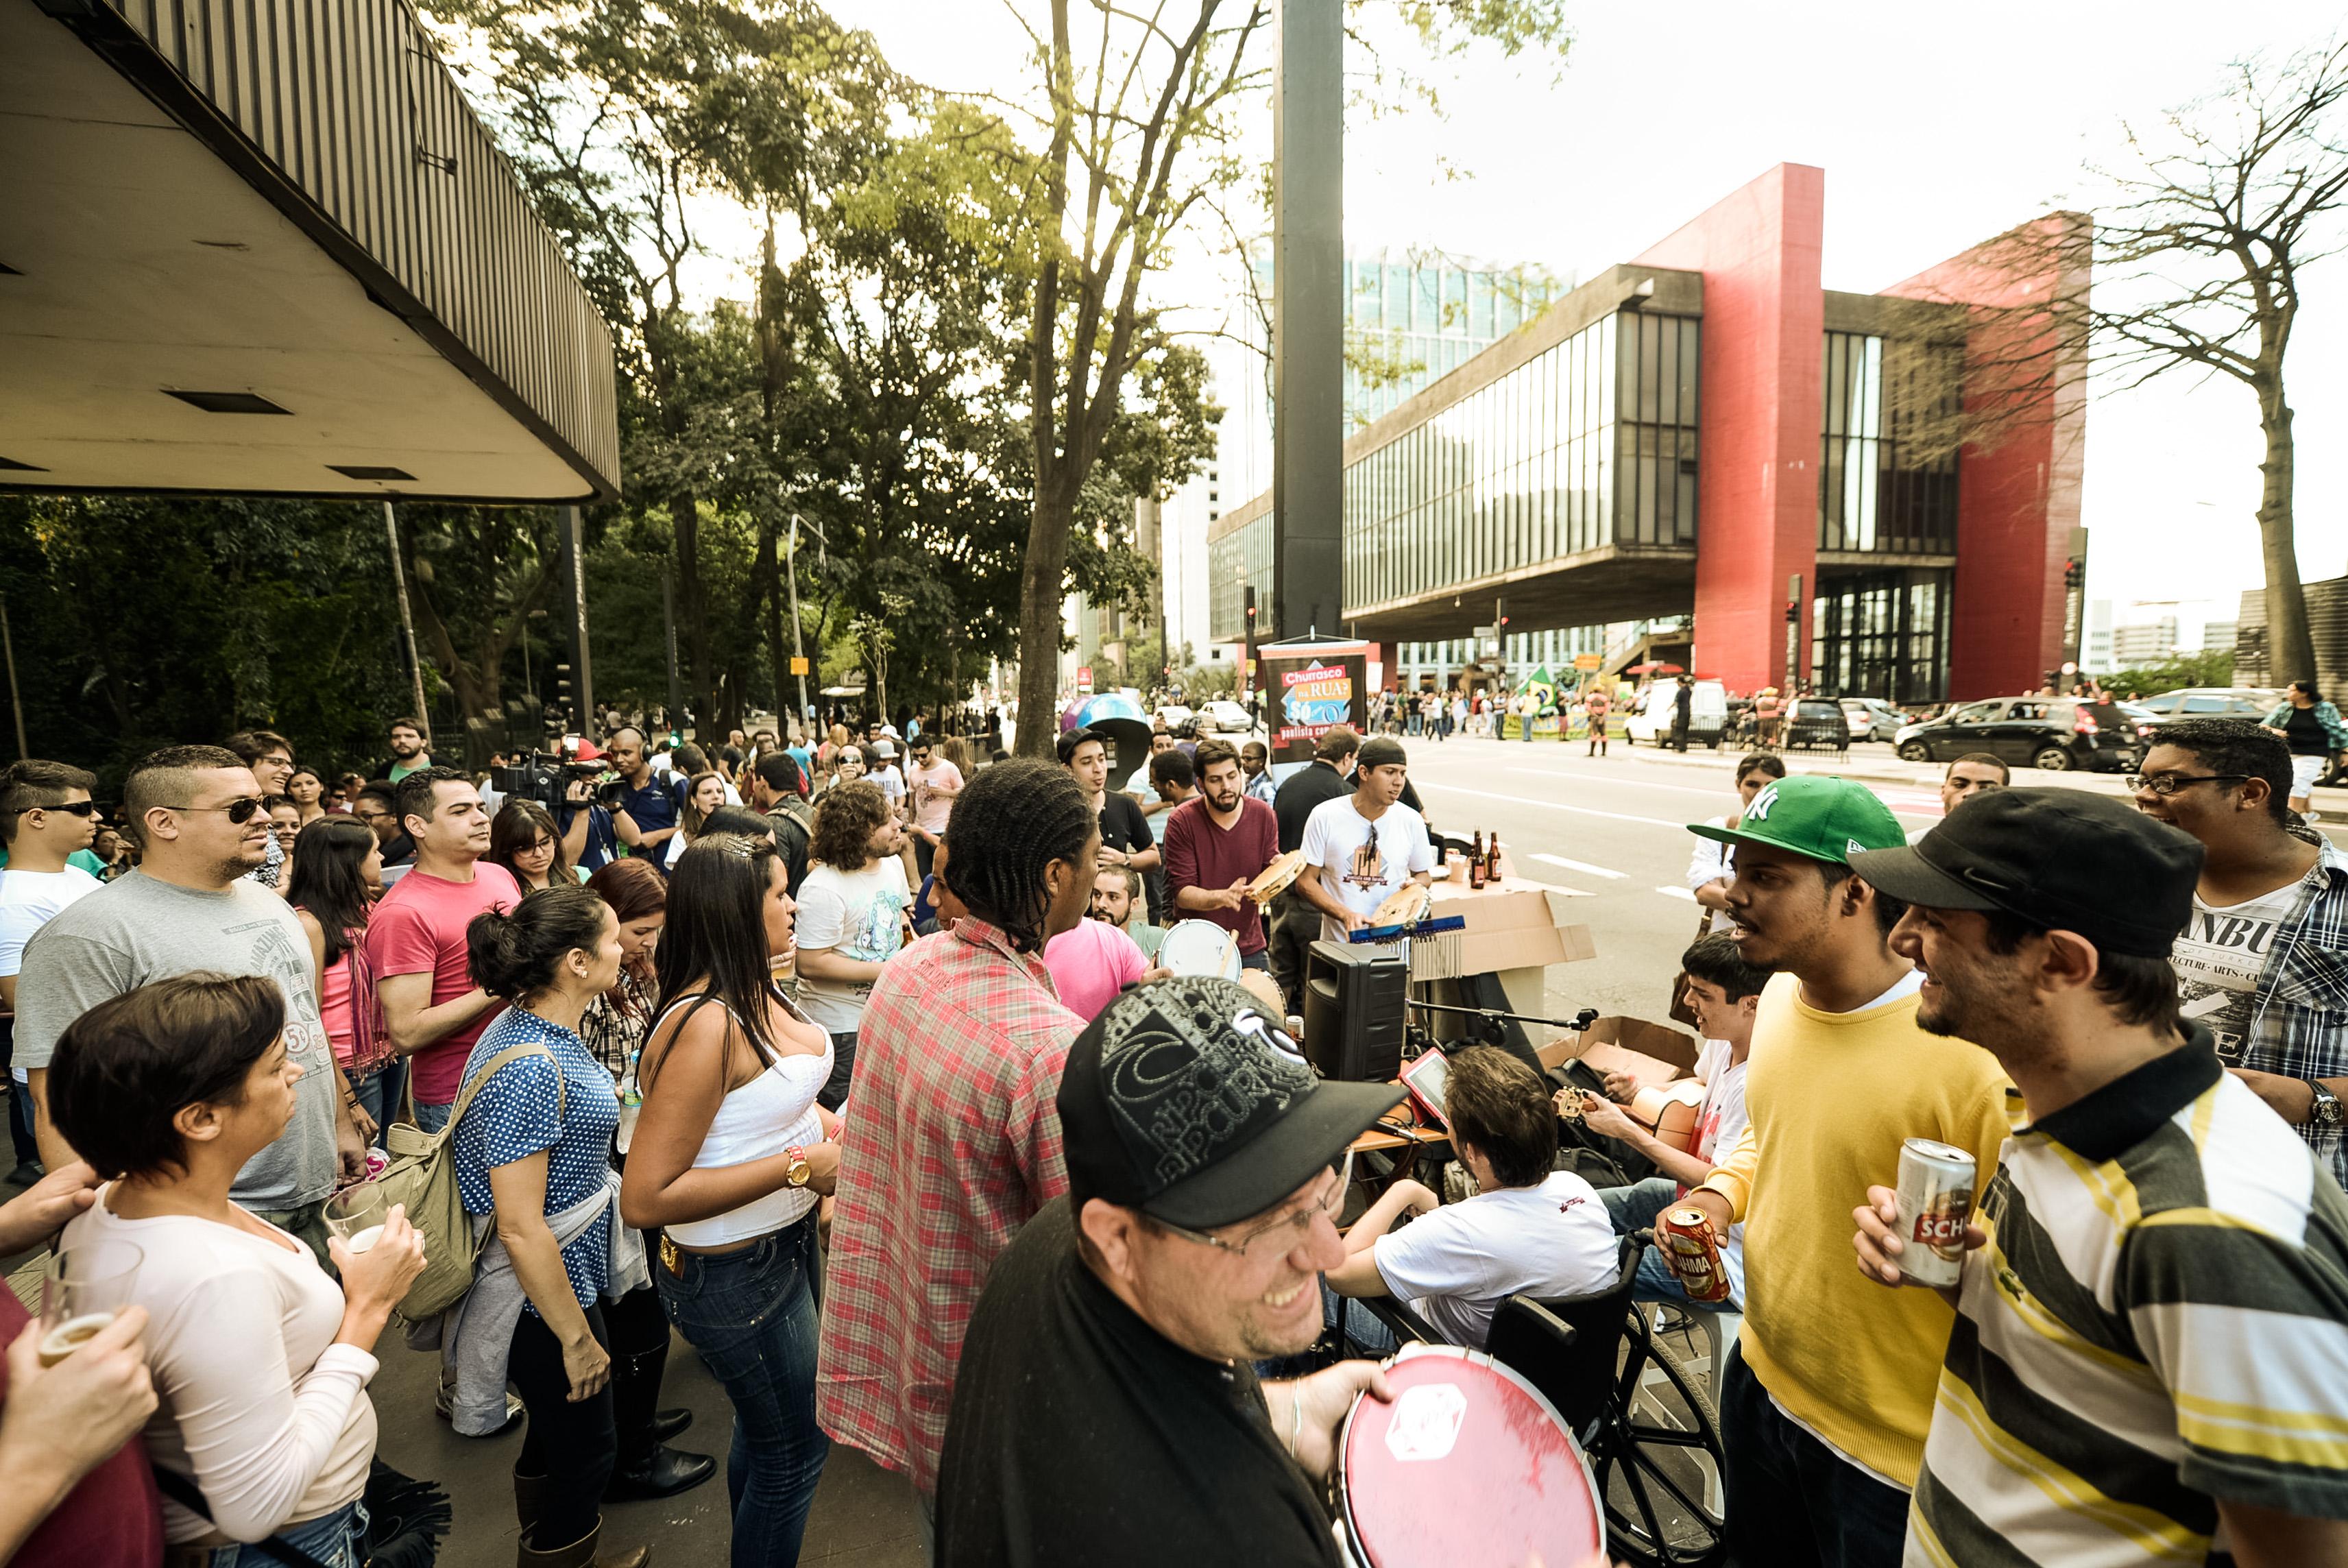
[1271,0,1343,640]
[787,514,811,734]
[0,594,25,760]
[383,502,433,741]
[661,563,684,736]
[559,505,598,739]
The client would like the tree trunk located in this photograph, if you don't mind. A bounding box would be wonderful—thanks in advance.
[753,517,791,729]
[2258,396,2319,686]
[1014,486,1078,757]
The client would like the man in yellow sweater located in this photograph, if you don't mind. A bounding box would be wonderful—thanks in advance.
[1675,775,2011,1567]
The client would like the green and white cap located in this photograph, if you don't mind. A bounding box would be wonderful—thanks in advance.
[1686,774,1905,865]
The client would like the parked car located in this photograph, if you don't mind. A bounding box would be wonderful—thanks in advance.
[1199,699,1256,734]
[1893,695,2142,772]
[2127,687,2284,721]
[1625,679,1728,748]
[1152,703,1196,733]
[1839,697,1910,743]
[1784,698,1852,753]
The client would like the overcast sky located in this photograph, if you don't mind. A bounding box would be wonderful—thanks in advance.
[845,2,2345,642]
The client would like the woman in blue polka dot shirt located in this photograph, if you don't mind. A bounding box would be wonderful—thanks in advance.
[453,883,673,1568]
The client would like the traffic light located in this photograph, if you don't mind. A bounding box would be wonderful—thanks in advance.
[2063,559,2085,590]
[1244,586,1257,625]
[555,662,574,722]
[1495,596,1509,631]
[1786,599,1800,625]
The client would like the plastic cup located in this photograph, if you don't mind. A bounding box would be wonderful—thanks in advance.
[38,1241,141,1366]
[324,1181,389,1252]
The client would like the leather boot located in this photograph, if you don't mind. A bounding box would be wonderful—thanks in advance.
[602,1444,716,1502]
[513,1470,547,1536]
[651,1410,692,1443]
[605,1338,714,1501]
[518,1515,649,1568]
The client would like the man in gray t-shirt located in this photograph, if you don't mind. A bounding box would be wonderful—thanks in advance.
[19,747,358,1234]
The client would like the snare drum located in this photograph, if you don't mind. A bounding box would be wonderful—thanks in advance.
[1158,919,1241,980]
[1338,1342,1605,1568]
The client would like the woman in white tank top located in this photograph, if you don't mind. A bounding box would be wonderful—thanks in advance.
[618,832,837,1568]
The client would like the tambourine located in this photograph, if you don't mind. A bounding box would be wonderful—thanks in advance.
[1246,849,1307,903]
[1370,883,1433,929]
[1159,918,1242,980]
[1338,1343,1606,1568]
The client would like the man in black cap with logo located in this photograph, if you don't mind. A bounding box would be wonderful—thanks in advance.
[934,976,1404,1567]
[1845,789,2348,1568]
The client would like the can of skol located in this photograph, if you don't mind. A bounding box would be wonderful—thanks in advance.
[1654,1206,1734,1303]
[1894,1138,1978,1288]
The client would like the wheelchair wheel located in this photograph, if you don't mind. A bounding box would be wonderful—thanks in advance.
[1588,1314,1728,1568]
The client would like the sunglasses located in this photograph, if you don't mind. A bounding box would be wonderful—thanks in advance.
[12,800,99,817]
[162,796,269,823]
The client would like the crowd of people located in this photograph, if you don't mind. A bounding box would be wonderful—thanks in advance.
[1,696,2346,1568]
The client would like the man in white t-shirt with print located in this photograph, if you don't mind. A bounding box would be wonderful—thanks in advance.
[1325,1045,1618,1348]
[794,779,911,1111]
[1570,932,1765,1305]
[0,760,104,1179]
[1298,736,1436,942]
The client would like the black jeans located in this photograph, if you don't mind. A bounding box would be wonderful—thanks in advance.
[1719,1348,1911,1568]
[818,1030,857,1111]
[1267,891,1320,1015]
[511,1301,618,1549]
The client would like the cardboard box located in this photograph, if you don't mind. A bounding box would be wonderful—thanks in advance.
[1536,1014,1699,1077]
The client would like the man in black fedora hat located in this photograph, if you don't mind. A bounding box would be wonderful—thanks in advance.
[934,976,1403,1567]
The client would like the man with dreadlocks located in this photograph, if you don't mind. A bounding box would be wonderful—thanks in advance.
[815,758,1099,1538]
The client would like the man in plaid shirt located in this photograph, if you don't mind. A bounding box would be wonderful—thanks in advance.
[817,759,1100,1509]
[2137,720,2348,1187]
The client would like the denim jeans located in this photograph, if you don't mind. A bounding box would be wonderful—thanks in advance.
[1321,1281,1401,1355]
[1600,1177,1701,1302]
[818,1033,856,1112]
[411,1098,452,1134]
[655,1218,830,1568]
[202,1501,367,1568]
[345,1061,406,1148]
[1719,1349,1912,1568]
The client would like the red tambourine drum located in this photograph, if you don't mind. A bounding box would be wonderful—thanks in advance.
[1337,1343,1606,1568]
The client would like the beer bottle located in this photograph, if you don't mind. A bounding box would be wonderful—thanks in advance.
[1468,830,1486,889]
[1486,830,1503,886]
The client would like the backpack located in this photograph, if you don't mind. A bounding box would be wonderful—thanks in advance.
[376,1039,564,1320]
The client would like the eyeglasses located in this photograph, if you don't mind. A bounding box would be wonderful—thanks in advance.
[11,801,99,817]
[1154,1150,1353,1262]
[2127,773,2249,797]
[160,797,267,823]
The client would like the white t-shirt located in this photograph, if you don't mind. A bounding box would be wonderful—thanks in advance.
[793,858,912,1032]
[871,764,907,806]
[2172,879,2302,1066]
[1690,1038,1752,1302]
[0,864,102,979]
[1300,797,1437,941]
[1371,1170,1620,1347]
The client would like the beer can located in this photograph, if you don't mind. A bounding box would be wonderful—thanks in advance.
[1894,1137,1977,1289]
[1655,1206,1733,1303]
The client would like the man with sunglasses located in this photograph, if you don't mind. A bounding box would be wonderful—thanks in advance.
[935,976,1402,1567]
[0,761,103,1180]
[2134,718,2348,1190]
[16,745,363,1260]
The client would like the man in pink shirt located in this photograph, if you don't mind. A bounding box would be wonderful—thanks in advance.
[904,735,963,882]
[364,767,519,1129]
[1161,738,1280,970]
[1043,915,1161,1021]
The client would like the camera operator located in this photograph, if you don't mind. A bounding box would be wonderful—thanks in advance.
[491,753,639,876]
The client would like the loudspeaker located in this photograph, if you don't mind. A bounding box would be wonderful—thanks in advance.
[1301,939,1408,1083]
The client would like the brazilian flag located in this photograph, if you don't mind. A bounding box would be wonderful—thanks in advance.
[1525,664,1558,716]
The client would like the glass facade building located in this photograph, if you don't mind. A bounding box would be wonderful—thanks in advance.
[1338,252,1565,424]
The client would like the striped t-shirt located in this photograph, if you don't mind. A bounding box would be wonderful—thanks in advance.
[1908,1030,2348,1566]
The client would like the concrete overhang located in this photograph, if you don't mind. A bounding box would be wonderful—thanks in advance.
[0,0,620,502]
[1344,543,1697,643]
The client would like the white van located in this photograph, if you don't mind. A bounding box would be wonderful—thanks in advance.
[1625,679,1728,749]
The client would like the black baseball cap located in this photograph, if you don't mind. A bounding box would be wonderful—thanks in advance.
[1058,976,1403,1230]
[1846,787,2204,958]
[1357,736,1408,771]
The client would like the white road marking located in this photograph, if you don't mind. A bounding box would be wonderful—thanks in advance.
[1417,782,1689,830]
[1534,853,1626,880]
[1504,765,1723,799]
[1654,885,1697,902]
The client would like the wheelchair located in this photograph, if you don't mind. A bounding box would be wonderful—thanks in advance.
[1338,1233,1729,1568]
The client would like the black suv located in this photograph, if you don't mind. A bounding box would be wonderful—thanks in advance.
[1893,697,2144,773]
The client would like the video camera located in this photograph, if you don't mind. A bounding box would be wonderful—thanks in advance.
[489,744,612,815]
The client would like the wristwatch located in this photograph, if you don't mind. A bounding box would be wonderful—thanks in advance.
[2308,1081,2343,1129]
[783,1145,814,1188]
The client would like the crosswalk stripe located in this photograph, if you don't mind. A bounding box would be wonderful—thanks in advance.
[1534,853,1626,879]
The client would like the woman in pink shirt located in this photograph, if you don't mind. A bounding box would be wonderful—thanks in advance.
[289,818,396,1146]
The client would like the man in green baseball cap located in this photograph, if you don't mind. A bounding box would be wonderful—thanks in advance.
[1666,771,2012,1565]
